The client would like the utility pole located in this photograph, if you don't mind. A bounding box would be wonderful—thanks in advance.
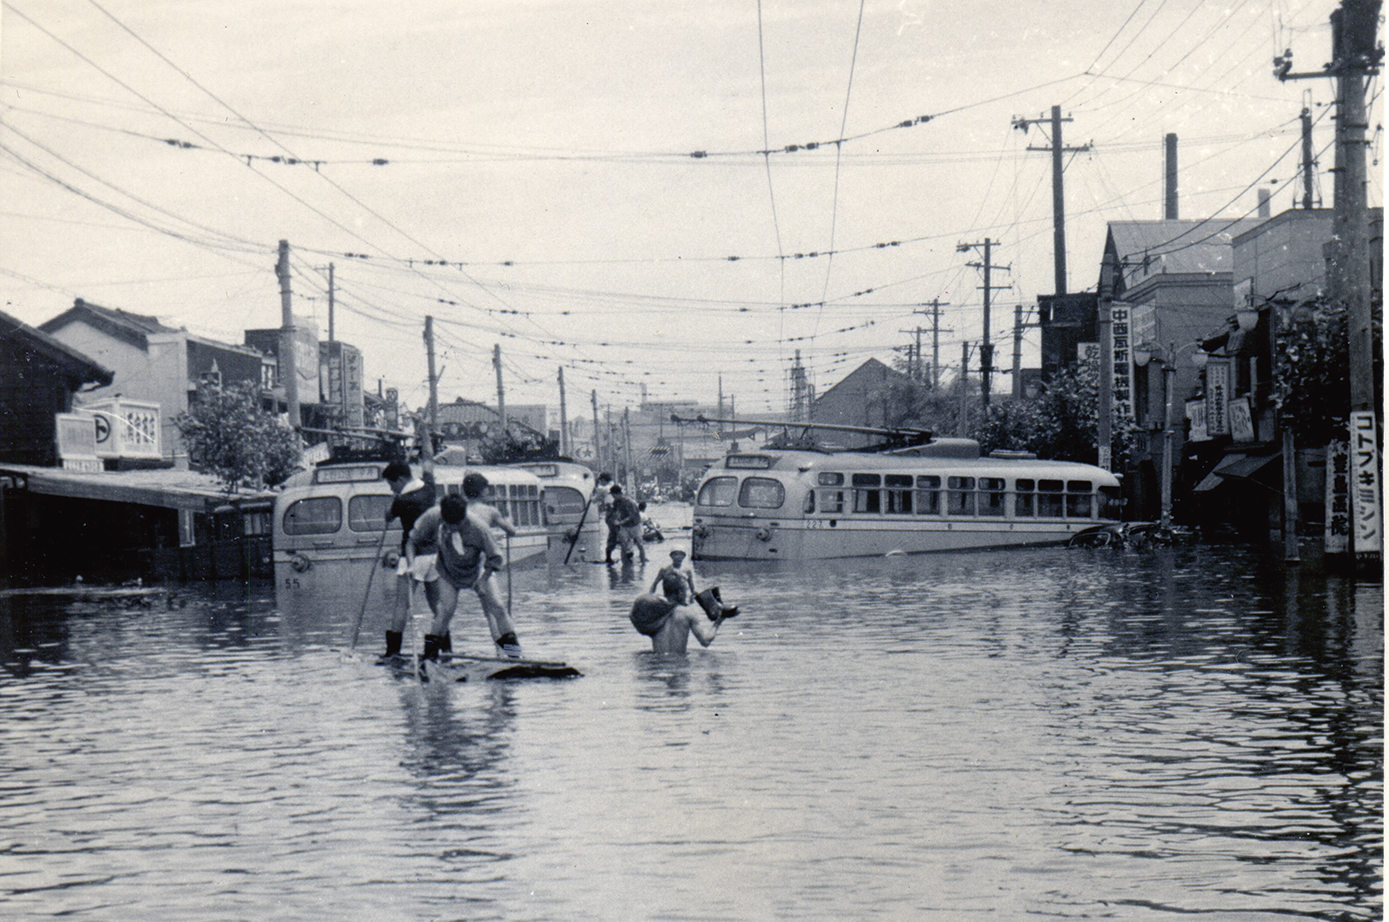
[591,389,601,471]
[1013,106,1091,294]
[326,262,335,342]
[958,239,1012,408]
[957,342,971,438]
[1011,304,1035,400]
[558,366,568,457]
[1275,0,1382,568]
[493,344,507,439]
[915,298,950,390]
[623,407,635,495]
[424,316,439,457]
[275,240,300,429]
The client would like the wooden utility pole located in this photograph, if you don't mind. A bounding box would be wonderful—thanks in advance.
[590,389,601,471]
[916,298,950,390]
[326,262,335,342]
[1011,304,1030,400]
[558,367,568,456]
[493,344,507,438]
[424,316,438,456]
[957,342,971,438]
[275,240,300,428]
[1013,107,1091,295]
[958,239,1012,408]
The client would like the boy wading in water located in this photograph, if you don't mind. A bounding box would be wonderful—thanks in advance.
[408,494,522,663]
[630,549,738,654]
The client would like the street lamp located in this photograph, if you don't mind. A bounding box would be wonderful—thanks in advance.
[1133,341,1209,529]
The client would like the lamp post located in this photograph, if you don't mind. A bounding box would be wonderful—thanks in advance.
[1134,341,1208,530]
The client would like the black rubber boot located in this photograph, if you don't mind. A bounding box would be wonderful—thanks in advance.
[421,634,442,662]
[439,633,453,657]
[495,632,522,660]
[375,631,403,664]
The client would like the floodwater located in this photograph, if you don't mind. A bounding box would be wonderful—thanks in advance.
[0,517,1381,921]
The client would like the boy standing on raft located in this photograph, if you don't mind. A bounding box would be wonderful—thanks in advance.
[409,494,522,662]
[379,459,436,663]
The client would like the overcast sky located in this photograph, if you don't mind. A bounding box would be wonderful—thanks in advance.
[2,0,1377,416]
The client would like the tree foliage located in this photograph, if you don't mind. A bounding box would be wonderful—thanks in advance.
[972,362,1136,467]
[175,382,301,492]
[1277,302,1351,445]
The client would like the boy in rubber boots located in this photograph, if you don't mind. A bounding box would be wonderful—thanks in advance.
[409,494,522,661]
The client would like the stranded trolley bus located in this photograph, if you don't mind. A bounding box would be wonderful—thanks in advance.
[512,460,605,563]
[682,421,1122,561]
[273,460,549,581]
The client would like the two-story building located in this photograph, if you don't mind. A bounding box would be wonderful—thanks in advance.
[40,299,268,468]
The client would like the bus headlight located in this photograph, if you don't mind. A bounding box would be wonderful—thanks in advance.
[289,553,312,573]
[754,527,772,541]
[383,550,400,568]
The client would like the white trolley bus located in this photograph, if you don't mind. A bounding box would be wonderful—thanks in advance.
[511,460,605,563]
[680,418,1122,562]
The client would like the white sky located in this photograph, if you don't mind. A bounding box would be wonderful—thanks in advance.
[1,0,1379,416]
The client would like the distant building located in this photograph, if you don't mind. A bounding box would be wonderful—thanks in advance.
[0,309,113,467]
[811,358,917,448]
[39,299,267,466]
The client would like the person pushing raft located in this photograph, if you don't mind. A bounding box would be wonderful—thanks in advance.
[630,549,738,654]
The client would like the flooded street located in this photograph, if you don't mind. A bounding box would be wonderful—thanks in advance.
[0,528,1381,921]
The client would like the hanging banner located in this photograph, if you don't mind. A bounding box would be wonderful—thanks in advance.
[1109,304,1134,419]
[1349,410,1383,557]
[1325,440,1350,555]
[1204,360,1229,435]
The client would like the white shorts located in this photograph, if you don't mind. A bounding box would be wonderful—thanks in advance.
[396,553,438,582]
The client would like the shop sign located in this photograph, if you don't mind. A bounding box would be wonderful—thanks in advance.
[1325,440,1350,555]
[1350,410,1383,556]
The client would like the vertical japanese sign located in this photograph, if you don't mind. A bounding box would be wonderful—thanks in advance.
[1110,304,1134,419]
[1186,398,1208,442]
[1204,359,1229,435]
[1228,396,1255,442]
[1349,410,1382,556]
[1324,439,1350,555]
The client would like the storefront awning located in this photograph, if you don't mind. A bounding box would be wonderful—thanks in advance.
[1193,452,1280,492]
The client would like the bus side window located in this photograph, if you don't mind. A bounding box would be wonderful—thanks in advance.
[852,473,881,514]
[1014,479,1036,517]
[884,474,913,514]
[1066,481,1093,518]
[947,476,975,515]
[978,477,1005,516]
[817,472,844,513]
[916,475,940,515]
[1037,479,1065,517]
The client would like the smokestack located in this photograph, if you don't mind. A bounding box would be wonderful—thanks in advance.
[1164,133,1179,219]
[1257,188,1271,218]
